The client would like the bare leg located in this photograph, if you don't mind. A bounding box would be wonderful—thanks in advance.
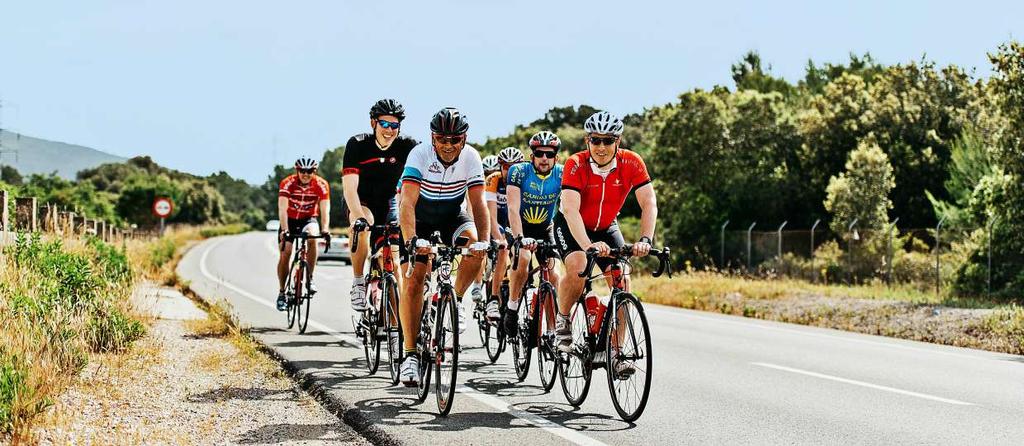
[401,260,430,351]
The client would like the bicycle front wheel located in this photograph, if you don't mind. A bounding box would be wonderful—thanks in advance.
[536,285,558,393]
[415,298,433,404]
[435,293,459,416]
[383,275,402,385]
[606,293,653,422]
[559,299,592,406]
[297,269,311,334]
[363,287,381,375]
[511,291,533,382]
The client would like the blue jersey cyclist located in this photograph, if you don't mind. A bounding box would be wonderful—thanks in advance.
[482,146,525,320]
[503,131,564,335]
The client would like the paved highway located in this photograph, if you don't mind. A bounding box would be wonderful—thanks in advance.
[178,232,1024,445]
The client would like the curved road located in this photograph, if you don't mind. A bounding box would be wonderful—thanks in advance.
[178,232,1024,445]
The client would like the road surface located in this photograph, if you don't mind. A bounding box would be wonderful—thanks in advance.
[178,232,1024,445]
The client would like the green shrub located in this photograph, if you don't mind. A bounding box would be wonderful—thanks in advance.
[199,223,250,238]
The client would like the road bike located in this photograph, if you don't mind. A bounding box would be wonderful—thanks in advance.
[282,231,330,334]
[351,223,403,384]
[509,239,560,392]
[474,239,507,363]
[409,232,480,416]
[559,245,672,422]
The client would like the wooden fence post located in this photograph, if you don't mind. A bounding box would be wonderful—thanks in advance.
[15,197,38,232]
[0,190,8,234]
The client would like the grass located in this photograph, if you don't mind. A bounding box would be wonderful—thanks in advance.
[199,223,252,239]
[630,271,1024,354]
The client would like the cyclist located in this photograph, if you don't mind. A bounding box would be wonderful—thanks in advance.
[398,107,490,386]
[552,111,659,376]
[503,131,563,336]
[482,154,500,177]
[343,99,418,315]
[276,156,332,311]
[482,146,525,320]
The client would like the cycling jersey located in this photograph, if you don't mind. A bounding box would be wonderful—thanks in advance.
[507,162,562,230]
[279,174,331,220]
[400,143,485,222]
[561,149,650,232]
[341,133,418,222]
[484,171,509,227]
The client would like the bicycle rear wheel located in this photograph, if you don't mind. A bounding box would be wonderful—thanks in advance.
[297,265,311,334]
[606,293,653,422]
[559,299,592,406]
[536,285,558,393]
[483,312,503,364]
[363,284,381,375]
[415,298,433,403]
[383,276,402,385]
[435,292,458,416]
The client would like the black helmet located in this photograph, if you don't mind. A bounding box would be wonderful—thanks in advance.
[430,107,469,135]
[370,99,406,121]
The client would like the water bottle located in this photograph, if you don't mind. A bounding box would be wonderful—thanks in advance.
[367,278,380,308]
[584,292,606,335]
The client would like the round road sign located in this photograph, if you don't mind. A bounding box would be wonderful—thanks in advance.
[152,197,174,218]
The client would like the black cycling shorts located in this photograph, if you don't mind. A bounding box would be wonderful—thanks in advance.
[553,214,624,270]
[403,211,475,264]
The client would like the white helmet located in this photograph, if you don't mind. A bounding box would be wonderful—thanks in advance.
[294,156,319,170]
[584,111,624,136]
[482,155,500,172]
[498,146,525,164]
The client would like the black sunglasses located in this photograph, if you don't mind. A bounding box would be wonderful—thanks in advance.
[433,134,465,144]
[532,150,557,159]
[589,136,618,146]
[297,168,316,174]
[377,120,400,129]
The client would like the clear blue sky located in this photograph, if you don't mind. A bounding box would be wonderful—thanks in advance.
[2,0,1022,183]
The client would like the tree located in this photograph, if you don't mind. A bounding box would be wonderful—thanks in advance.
[731,51,796,97]
[824,140,895,235]
[0,165,23,185]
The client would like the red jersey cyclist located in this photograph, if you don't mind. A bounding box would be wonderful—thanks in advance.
[276,157,332,311]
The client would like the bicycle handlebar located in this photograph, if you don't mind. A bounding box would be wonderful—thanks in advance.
[578,245,673,279]
[282,232,331,254]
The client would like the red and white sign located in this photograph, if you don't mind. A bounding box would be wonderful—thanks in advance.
[152,197,174,218]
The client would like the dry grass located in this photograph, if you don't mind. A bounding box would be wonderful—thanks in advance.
[182,296,281,377]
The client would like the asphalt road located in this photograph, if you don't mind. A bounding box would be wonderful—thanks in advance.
[178,232,1024,445]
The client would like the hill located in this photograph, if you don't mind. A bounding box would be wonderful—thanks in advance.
[0,130,127,179]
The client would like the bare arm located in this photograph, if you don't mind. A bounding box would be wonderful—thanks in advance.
[507,185,523,238]
[488,200,502,241]
[560,189,592,248]
[278,196,289,227]
[342,174,365,223]
[468,185,490,243]
[635,183,658,241]
[400,182,420,241]
[319,199,330,233]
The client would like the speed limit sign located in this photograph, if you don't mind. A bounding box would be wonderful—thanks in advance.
[152,197,174,218]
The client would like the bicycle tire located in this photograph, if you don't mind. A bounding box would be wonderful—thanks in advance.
[285,262,297,329]
[363,281,381,375]
[297,263,311,334]
[435,292,458,416]
[606,293,653,422]
[383,275,402,385]
[559,299,592,406]
[536,285,558,393]
[511,289,533,382]
[415,297,433,403]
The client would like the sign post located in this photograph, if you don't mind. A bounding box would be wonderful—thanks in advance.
[152,197,173,236]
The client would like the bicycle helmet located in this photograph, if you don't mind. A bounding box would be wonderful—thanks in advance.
[528,131,561,150]
[295,156,319,170]
[430,107,469,135]
[497,147,525,164]
[583,111,624,136]
[482,155,500,173]
[369,99,406,121]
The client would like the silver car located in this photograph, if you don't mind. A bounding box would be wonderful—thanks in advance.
[317,235,351,264]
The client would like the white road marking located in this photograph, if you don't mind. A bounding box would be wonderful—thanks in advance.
[648,307,1016,362]
[751,362,976,406]
[198,238,610,446]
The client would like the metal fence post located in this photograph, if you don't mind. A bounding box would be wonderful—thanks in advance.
[887,217,899,285]
[746,222,757,273]
[776,221,788,277]
[935,216,946,297]
[847,218,859,284]
[810,218,820,283]
[720,220,730,270]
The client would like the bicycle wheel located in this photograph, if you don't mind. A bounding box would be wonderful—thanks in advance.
[415,298,433,404]
[606,293,653,422]
[435,292,459,416]
[292,262,307,332]
[483,310,503,364]
[511,291,532,382]
[383,275,402,385]
[285,264,297,329]
[536,285,558,393]
[559,299,592,406]
[297,264,311,334]
[363,283,381,375]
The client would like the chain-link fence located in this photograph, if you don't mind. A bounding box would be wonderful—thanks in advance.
[712,219,1020,298]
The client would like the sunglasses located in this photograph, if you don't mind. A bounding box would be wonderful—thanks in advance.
[377,120,400,130]
[297,168,316,174]
[433,134,465,145]
[532,150,557,159]
[589,136,619,146]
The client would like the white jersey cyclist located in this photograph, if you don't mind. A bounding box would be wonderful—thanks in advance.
[400,141,485,244]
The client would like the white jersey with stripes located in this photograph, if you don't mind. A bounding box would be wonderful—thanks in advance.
[400,143,485,221]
